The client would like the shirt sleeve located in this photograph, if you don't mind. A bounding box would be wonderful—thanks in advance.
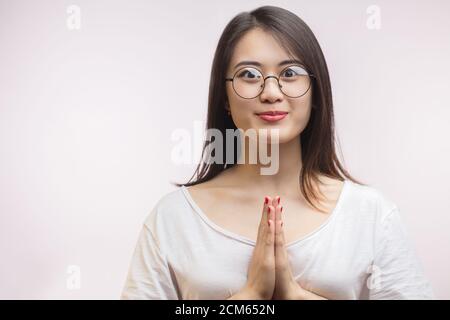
[120,223,180,300]
[368,206,435,300]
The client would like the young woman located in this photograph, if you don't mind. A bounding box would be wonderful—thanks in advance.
[121,6,434,300]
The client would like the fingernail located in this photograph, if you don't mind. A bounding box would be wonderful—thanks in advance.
[264,196,268,205]
[278,196,280,204]
[268,207,271,213]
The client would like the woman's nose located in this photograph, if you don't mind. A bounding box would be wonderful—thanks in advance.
[259,77,284,102]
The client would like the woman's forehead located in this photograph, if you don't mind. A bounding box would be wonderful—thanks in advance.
[229,28,298,70]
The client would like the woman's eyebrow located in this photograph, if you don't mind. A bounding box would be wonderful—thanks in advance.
[233,59,302,70]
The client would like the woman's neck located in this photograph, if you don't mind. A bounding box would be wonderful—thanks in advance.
[228,135,303,196]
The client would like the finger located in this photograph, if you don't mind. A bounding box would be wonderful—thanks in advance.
[257,196,272,241]
[272,195,280,208]
[267,205,275,228]
[274,204,283,247]
[275,205,294,281]
[259,196,271,224]
[275,201,282,223]
[266,205,275,247]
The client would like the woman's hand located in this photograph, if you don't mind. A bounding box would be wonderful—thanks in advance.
[230,195,328,300]
[272,196,328,300]
[235,196,277,300]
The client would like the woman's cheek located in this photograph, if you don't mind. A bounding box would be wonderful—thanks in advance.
[291,108,312,133]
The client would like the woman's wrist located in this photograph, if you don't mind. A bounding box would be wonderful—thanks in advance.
[227,290,252,300]
[227,286,264,300]
[296,287,328,300]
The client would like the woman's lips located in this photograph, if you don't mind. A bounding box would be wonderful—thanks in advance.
[256,112,288,122]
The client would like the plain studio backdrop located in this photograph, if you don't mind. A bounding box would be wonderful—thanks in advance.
[0,0,449,299]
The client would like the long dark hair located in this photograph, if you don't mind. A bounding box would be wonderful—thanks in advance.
[173,5,366,212]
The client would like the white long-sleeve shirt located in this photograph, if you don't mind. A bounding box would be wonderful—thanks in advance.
[120,179,435,300]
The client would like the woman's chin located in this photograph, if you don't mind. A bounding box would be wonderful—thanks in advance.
[255,129,294,145]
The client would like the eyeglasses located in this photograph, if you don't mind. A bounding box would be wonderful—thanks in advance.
[225,65,314,99]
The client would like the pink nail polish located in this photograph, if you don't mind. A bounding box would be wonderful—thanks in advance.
[278,197,281,204]
[264,196,268,205]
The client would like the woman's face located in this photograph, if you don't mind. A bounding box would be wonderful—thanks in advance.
[225,28,313,144]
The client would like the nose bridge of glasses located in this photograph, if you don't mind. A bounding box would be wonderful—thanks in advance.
[263,75,280,83]
[261,75,282,93]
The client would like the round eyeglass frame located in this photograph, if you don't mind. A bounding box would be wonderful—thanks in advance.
[225,65,315,99]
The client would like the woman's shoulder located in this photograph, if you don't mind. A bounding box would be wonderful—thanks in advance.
[343,179,398,221]
[145,175,228,222]
[142,186,192,231]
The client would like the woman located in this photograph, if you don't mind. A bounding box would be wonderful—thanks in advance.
[121,5,434,300]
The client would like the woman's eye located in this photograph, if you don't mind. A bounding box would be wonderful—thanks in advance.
[237,69,261,80]
[281,66,307,78]
[282,68,297,77]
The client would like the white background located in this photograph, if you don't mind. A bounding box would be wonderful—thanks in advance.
[0,0,449,299]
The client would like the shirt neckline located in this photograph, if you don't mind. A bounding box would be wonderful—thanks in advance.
[180,179,350,248]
